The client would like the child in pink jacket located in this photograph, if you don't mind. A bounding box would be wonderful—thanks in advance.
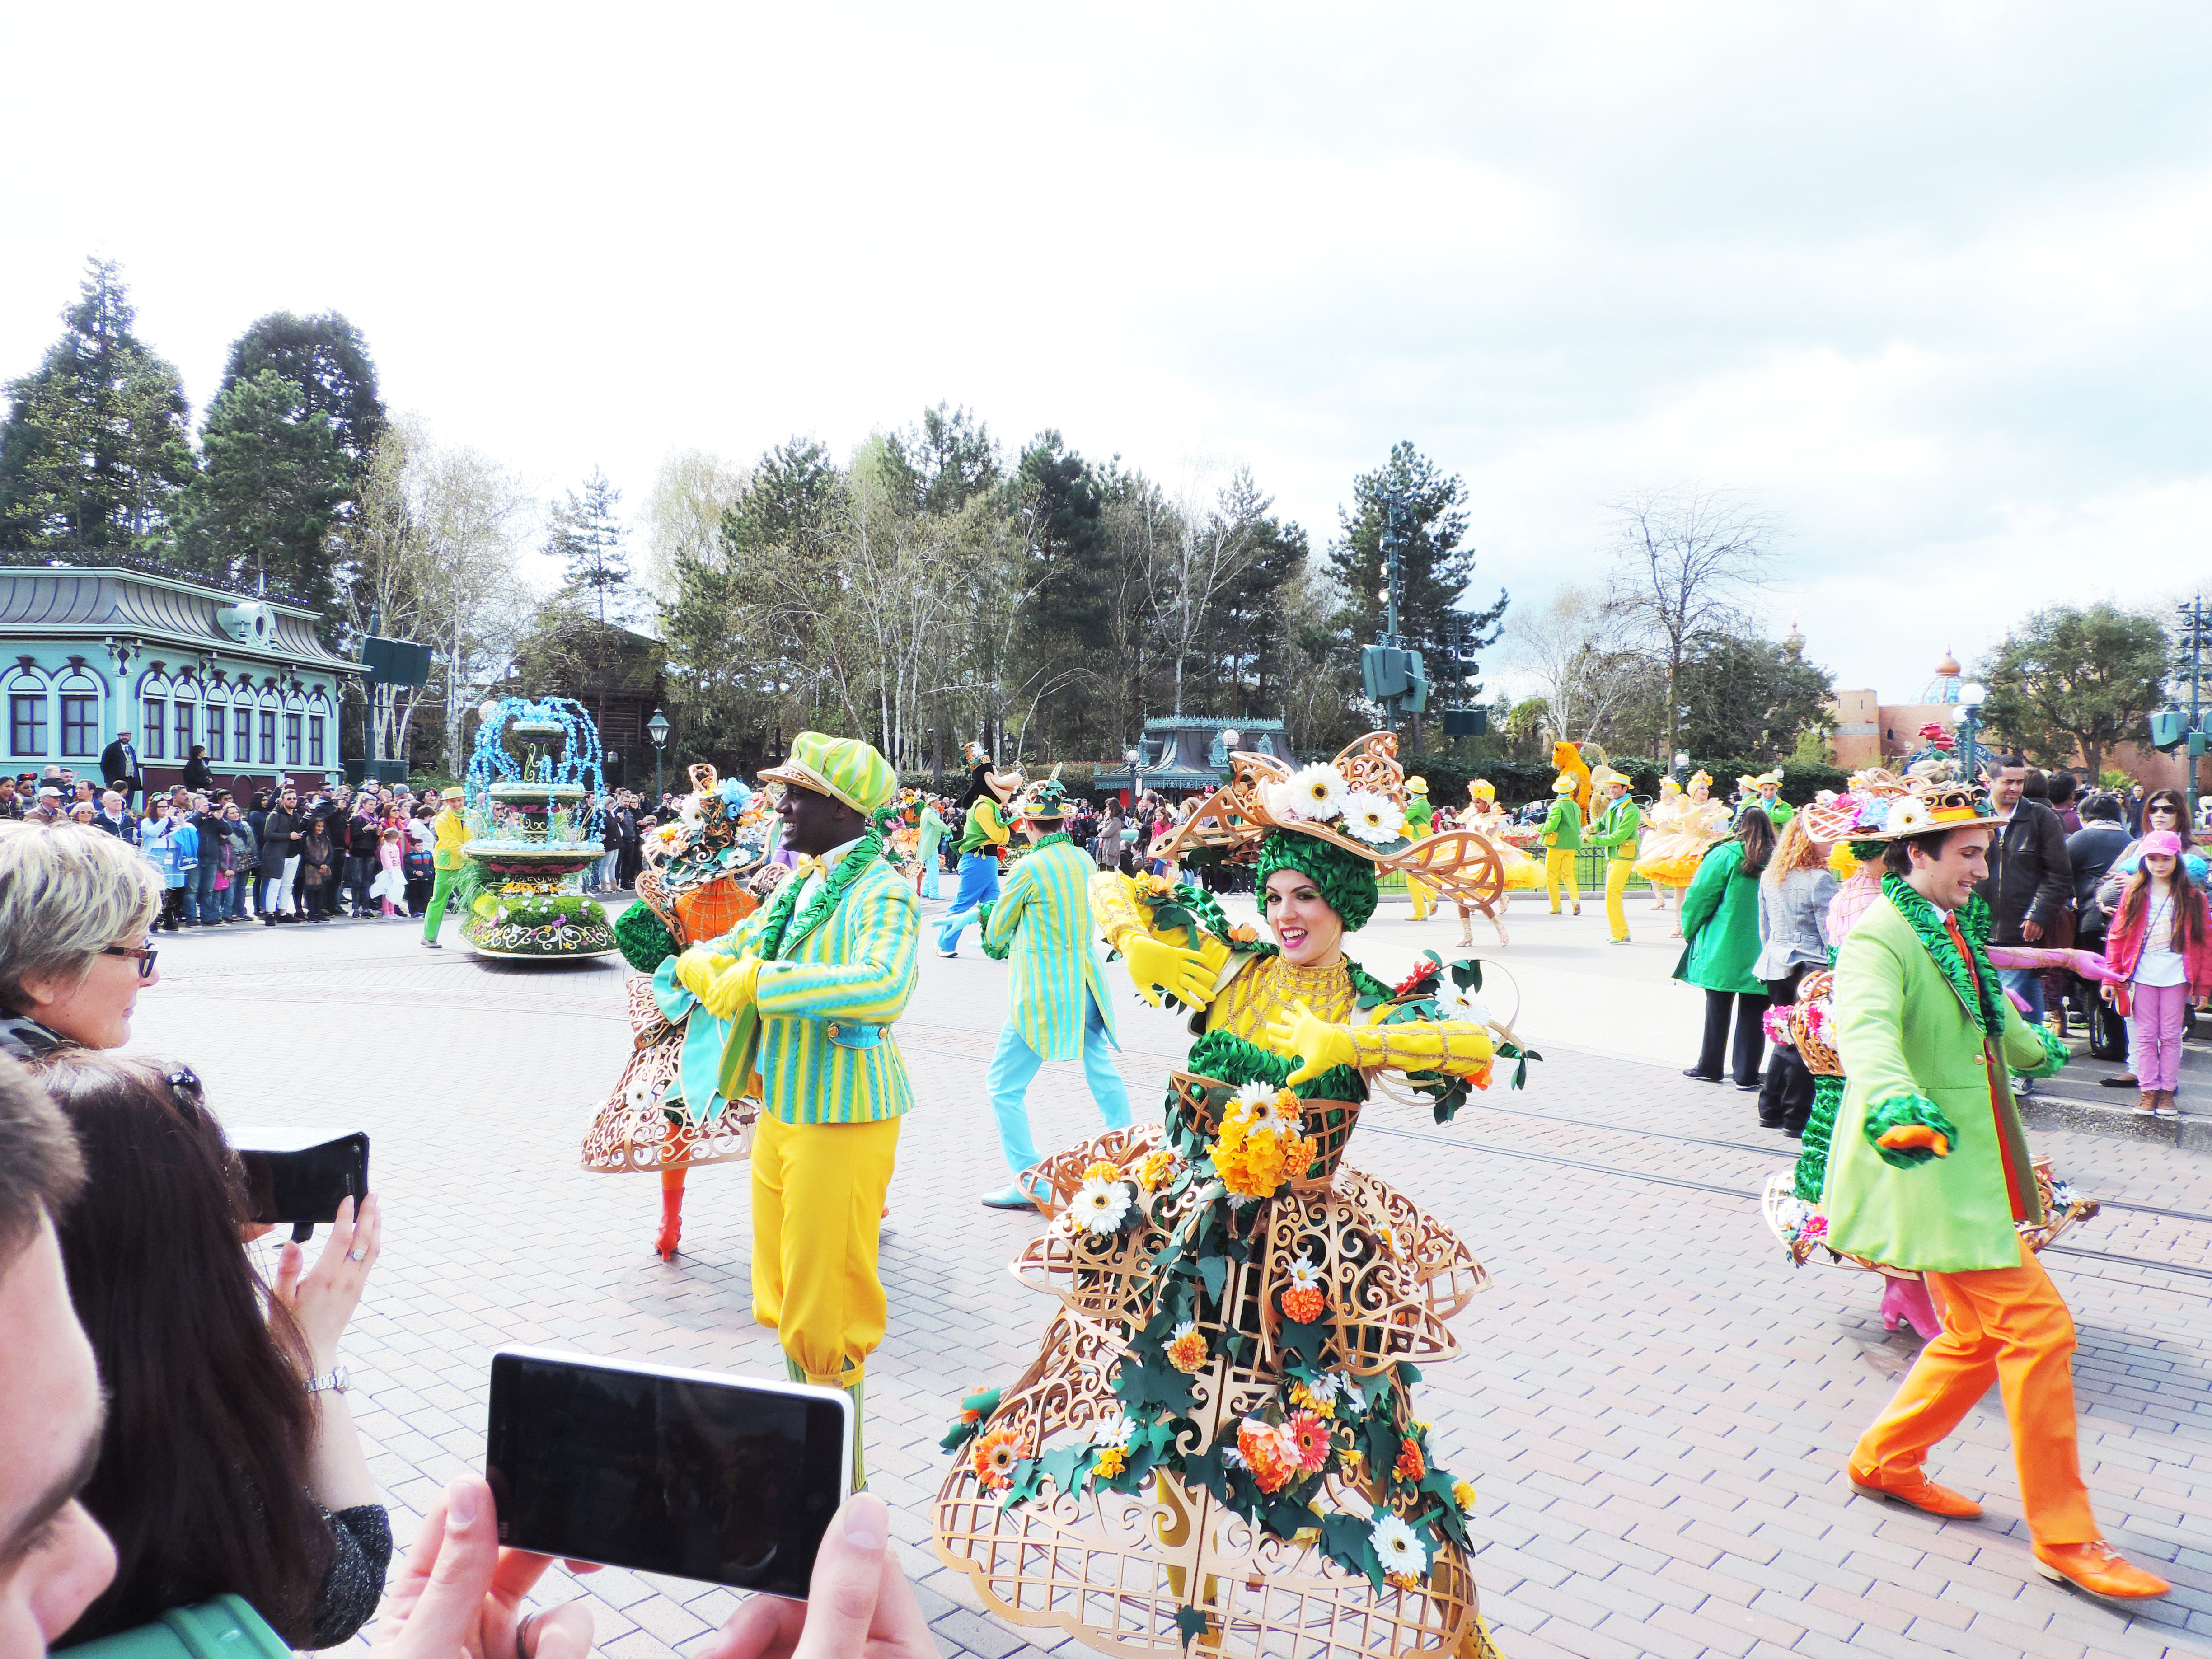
[2101,829,2212,1116]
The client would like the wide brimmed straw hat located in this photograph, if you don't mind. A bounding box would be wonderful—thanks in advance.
[1551,773,1579,795]
[1851,767,2008,842]
[1146,731,1505,909]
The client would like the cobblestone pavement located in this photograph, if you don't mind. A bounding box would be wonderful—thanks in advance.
[124,900,2212,1659]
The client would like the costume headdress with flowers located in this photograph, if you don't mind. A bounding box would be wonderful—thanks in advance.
[633,763,777,947]
[1143,732,1505,920]
[1848,761,2006,843]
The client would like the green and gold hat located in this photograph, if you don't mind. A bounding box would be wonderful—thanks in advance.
[759,731,898,815]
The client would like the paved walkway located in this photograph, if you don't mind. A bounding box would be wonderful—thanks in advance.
[120,895,2212,1659]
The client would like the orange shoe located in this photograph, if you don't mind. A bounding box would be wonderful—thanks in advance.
[655,1187,684,1261]
[2034,1541,2170,1600]
[1847,1471,1983,1518]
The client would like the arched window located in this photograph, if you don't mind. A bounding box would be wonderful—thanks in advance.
[171,675,202,767]
[4,665,48,760]
[257,687,281,768]
[281,689,307,769]
[305,691,332,769]
[54,666,103,761]
[136,671,173,762]
[202,683,230,764]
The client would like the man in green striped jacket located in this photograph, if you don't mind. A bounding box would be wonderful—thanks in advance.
[978,777,1132,1209]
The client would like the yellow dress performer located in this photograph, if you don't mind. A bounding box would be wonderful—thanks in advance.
[1540,772,1583,914]
[933,732,1528,1659]
[673,731,918,1489]
[1633,769,1732,933]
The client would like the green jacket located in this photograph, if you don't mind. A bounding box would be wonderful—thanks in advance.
[1541,796,1582,851]
[1823,890,2064,1271]
[1739,795,1794,827]
[982,835,1117,1060]
[1671,841,1762,994]
[1588,796,1642,862]
[1405,796,1433,836]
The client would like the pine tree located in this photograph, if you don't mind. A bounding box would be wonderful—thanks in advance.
[547,469,630,626]
[178,370,350,610]
[1326,441,1507,689]
[219,312,387,481]
[0,258,196,553]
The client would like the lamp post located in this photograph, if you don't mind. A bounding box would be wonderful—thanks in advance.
[647,709,671,808]
[1954,681,1987,785]
[1124,743,1146,811]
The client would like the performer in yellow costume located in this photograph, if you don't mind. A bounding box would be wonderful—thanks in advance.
[1402,775,1436,919]
[1541,771,1583,914]
[1585,764,1642,945]
[1453,778,1541,947]
[674,731,918,1487]
[421,786,472,949]
[1635,769,1732,937]
[934,732,1530,1659]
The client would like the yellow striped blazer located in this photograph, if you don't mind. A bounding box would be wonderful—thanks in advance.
[983,837,1117,1060]
[715,848,920,1126]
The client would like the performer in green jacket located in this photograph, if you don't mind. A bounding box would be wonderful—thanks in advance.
[1828,776,2168,1602]
[675,731,918,1488]
[976,776,1131,1209]
[1675,809,1776,1087]
[1586,764,1642,944]
[1540,773,1583,915]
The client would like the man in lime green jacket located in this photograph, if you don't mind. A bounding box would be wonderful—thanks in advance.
[1827,801,2168,1602]
[1585,764,1641,944]
[1540,773,1582,915]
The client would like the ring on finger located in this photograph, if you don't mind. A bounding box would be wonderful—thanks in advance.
[347,1246,369,1261]
[516,1611,538,1659]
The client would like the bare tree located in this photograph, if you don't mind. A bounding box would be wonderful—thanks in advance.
[1154,465,1270,715]
[1505,582,1652,745]
[418,447,530,776]
[642,450,749,607]
[1605,487,1778,760]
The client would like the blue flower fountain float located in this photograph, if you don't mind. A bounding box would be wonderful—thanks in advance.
[458,696,619,960]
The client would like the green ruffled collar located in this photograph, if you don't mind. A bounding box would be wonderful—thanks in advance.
[1881,873,2008,1036]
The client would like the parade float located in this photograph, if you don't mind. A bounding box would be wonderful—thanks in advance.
[458,696,619,960]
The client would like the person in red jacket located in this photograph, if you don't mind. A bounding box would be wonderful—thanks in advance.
[2100,828,2212,1117]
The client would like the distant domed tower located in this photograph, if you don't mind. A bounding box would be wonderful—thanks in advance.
[1920,643,1963,704]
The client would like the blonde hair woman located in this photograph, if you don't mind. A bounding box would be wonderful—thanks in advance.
[1753,813,1840,1134]
[0,820,164,1058]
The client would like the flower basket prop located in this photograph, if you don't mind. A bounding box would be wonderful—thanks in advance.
[580,977,760,1174]
[1762,1156,2100,1276]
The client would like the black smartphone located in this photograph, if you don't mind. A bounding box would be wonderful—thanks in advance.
[230,1128,370,1225]
[486,1347,853,1597]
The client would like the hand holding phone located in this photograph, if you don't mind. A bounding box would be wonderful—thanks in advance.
[373,1474,592,1659]
[273,1193,379,1374]
[698,1492,935,1659]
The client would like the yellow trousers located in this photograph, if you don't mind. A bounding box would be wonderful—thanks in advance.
[1406,874,1435,920]
[750,1112,902,1386]
[1544,848,1579,912]
[1851,1242,2098,1547]
[1604,859,1631,940]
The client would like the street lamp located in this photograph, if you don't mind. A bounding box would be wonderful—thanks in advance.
[647,708,671,806]
[1954,681,1987,784]
[1124,743,1146,810]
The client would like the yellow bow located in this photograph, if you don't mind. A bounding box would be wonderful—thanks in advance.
[792,853,832,881]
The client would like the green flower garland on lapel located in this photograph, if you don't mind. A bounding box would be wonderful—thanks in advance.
[1029,830,1072,851]
[757,830,886,961]
[1880,873,2008,1035]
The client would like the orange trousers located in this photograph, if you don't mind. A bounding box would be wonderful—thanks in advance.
[1850,1241,2098,1547]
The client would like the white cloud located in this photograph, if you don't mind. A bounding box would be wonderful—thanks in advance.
[2,0,2209,709]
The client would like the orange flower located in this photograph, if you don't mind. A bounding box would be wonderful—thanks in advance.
[973,1427,1028,1492]
[1281,1284,1326,1325]
[1213,1111,1316,1201]
[1092,1445,1128,1480]
[1393,1437,1426,1484]
[1286,1411,1332,1473]
[1228,923,1259,944]
[1237,1419,1298,1495]
[1083,1158,1124,1183]
[1136,1148,1177,1190]
[1386,1571,1421,1591]
[1165,1321,1209,1373]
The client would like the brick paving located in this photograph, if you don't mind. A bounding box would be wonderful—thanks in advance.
[123,901,2212,1659]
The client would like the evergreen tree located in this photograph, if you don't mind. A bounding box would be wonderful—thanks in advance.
[0,258,196,553]
[1673,630,1836,761]
[219,312,386,480]
[1326,441,1506,684]
[177,369,350,610]
[546,468,630,625]
[882,403,1002,516]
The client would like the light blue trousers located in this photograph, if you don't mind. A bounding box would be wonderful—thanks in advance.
[987,991,1132,1178]
[936,852,1002,952]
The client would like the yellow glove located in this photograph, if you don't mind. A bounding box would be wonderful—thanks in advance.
[700,956,764,1023]
[1120,934,1217,1009]
[1264,1000,1359,1087]
[676,946,733,1003]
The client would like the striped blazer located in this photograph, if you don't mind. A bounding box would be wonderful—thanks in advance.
[714,848,920,1126]
[984,837,1118,1060]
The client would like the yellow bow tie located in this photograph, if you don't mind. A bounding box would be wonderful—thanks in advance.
[793,853,833,881]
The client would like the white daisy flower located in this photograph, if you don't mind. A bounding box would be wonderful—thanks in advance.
[1261,780,1304,821]
[1339,790,1404,845]
[1312,1370,1352,1407]
[1884,797,1930,835]
[1072,1176,1132,1235]
[1243,1087,1303,1138]
[1231,1079,1276,1113]
[1284,764,1347,820]
[1438,986,1494,1026]
[1370,1513,1428,1578]
[1092,1412,1134,1449]
[1288,1254,1324,1289]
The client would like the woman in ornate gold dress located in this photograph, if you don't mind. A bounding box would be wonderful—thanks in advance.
[934,735,1526,1659]
[1634,771,1733,937]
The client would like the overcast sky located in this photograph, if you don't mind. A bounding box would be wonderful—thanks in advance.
[4,2,2207,702]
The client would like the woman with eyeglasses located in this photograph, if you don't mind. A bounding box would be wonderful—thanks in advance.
[37,1051,389,1647]
[0,820,165,1060]
[2094,789,2207,916]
